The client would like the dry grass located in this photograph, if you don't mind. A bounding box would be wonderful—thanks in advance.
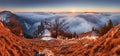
[0,21,120,56]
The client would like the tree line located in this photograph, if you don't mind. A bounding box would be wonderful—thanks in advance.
[34,19,114,38]
[92,20,113,36]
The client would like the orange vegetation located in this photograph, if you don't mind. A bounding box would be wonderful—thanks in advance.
[0,21,120,56]
[0,22,33,56]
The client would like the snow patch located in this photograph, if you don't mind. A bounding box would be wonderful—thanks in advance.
[41,37,55,40]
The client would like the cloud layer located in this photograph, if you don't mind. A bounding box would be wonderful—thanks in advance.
[15,12,120,37]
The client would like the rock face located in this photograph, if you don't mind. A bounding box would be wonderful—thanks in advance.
[0,11,23,37]
[34,49,55,56]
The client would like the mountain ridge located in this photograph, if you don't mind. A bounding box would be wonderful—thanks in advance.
[0,11,24,37]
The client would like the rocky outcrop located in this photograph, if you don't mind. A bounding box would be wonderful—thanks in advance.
[34,49,55,56]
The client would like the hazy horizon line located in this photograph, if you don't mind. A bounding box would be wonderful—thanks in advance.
[1,10,120,13]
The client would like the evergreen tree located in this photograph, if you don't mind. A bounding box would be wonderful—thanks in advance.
[107,19,113,30]
[93,19,113,36]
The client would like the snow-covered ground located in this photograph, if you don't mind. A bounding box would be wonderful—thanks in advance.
[41,37,55,40]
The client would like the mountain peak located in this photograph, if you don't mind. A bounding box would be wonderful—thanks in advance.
[0,11,13,16]
[0,11,12,13]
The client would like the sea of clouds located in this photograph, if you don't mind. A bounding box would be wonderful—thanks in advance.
[1,12,119,37]
[14,12,120,36]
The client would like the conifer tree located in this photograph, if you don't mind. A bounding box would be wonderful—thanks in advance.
[93,19,113,36]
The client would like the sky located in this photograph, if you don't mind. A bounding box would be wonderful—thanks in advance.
[0,0,120,12]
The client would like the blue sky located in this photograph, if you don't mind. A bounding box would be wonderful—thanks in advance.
[0,0,120,12]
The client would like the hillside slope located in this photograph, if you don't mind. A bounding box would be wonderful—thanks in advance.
[0,22,33,56]
[0,11,23,37]
[0,19,120,56]
[89,24,120,56]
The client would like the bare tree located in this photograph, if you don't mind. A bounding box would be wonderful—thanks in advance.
[48,19,70,38]
[34,19,73,38]
[34,20,45,38]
